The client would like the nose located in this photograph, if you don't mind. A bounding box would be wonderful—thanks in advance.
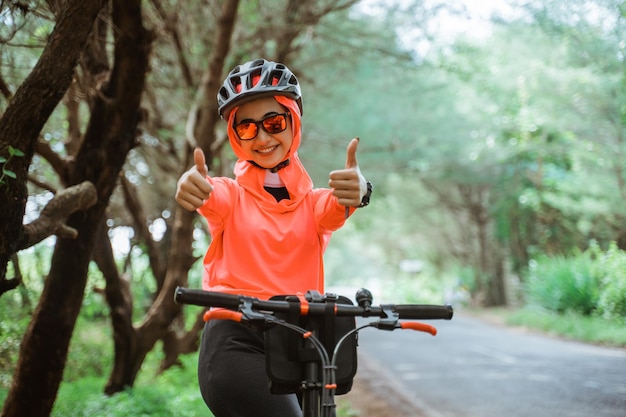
[255,126,272,143]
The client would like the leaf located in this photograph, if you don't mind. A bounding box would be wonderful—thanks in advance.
[8,146,25,157]
[0,156,6,163]
[3,169,17,179]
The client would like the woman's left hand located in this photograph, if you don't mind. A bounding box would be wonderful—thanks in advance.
[329,137,368,207]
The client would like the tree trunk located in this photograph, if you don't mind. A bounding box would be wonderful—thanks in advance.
[102,0,241,393]
[484,250,507,307]
[0,0,150,415]
[92,220,137,395]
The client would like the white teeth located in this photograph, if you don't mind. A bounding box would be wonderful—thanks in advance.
[257,145,277,154]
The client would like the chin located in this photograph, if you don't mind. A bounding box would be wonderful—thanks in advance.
[254,155,287,169]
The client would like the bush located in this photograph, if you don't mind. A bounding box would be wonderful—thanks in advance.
[63,317,113,382]
[592,242,626,321]
[525,252,600,315]
[0,291,32,389]
[525,242,626,320]
[52,354,209,417]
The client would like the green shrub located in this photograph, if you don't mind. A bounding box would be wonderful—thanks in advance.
[525,252,600,315]
[61,316,113,382]
[592,242,626,321]
[0,292,32,389]
[53,354,209,417]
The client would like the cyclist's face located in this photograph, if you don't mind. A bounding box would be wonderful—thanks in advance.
[234,97,293,169]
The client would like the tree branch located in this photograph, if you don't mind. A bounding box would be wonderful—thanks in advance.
[19,181,97,250]
[0,255,22,296]
[0,73,12,99]
[35,136,70,178]
[149,0,194,88]
[120,174,165,285]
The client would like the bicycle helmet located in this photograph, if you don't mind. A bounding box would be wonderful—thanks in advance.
[217,59,303,119]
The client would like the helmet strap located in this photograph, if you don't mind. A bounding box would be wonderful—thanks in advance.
[248,158,290,173]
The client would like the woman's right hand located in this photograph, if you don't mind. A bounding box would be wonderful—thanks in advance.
[175,148,214,211]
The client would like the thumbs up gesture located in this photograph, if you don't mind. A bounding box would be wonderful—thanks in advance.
[175,148,214,211]
[329,138,368,207]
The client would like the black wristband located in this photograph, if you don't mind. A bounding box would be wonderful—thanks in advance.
[358,181,373,208]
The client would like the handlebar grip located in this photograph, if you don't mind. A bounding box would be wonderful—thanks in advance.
[394,304,454,320]
[400,321,437,335]
[174,287,242,310]
[203,309,243,322]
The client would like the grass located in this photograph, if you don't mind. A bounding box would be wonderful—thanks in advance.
[476,306,626,348]
[51,356,358,417]
[2,352,210,417]
[0,313,210,417]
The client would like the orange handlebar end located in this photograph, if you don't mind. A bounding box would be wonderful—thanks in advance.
[203,309,243,323]
[400,321,437,336]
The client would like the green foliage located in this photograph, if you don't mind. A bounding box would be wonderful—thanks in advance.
[62,317,113,382]
[525,251,600,315]
[0,286,209,416]
[506,307,626,347]
[524,242,626,320]
[51,354,209,417]
[0,146,25,186]
[0,293,31,389]
[336,401,360,417]
[590,242,626,321]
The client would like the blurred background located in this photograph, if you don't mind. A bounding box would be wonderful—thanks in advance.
[1,1,624,416]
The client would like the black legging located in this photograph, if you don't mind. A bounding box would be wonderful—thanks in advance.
[198,319,302,417]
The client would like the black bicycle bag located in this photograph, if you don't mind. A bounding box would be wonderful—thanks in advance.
[264,292,358,395]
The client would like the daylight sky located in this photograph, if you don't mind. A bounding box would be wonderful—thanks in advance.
[356,0,519,55]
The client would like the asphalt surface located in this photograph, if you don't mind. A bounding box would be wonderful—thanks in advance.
[352,313,626,417]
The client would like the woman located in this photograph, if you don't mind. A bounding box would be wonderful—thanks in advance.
[175,58,372,416]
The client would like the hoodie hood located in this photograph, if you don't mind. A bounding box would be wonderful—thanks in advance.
[227,96,313,211]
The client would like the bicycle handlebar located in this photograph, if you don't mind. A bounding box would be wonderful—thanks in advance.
[174,287,453,321]
[175,286,452,417]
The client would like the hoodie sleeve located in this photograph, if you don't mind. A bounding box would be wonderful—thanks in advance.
[197,177,238,235]
[311,188,354,233]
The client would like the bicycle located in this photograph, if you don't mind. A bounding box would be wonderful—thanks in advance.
[174,287,453,417]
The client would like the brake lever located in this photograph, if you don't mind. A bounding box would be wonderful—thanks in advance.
[239,297,273,324]
[372,304,400,330]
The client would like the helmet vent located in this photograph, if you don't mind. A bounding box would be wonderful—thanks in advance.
[229,76,243,93]
[269,70,283,86]
[218,86,229,100]
[249,68,263,88]
[250,59,265,68]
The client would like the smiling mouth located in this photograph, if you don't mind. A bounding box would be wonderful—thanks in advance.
[256,145,278,154]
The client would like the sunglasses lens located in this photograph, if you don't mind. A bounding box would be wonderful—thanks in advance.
[236,122,257,140]
[262,114,287,134]
[235,113,289,140]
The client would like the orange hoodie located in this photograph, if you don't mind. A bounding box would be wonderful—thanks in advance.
[198,96,355,299]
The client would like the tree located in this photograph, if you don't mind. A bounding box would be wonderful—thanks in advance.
[1,0,150,415]
[0,1,104,294]
[2,1,378,413]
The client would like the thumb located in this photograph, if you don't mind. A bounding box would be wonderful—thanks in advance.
[194,147,208,177]
[345,137,359,169]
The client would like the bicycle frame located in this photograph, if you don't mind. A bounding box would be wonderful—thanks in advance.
[175,287,453,417]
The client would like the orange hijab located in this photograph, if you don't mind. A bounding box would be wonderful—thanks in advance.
[226,96,313,211]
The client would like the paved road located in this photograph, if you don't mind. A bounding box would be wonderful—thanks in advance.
[352,313,626,417]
